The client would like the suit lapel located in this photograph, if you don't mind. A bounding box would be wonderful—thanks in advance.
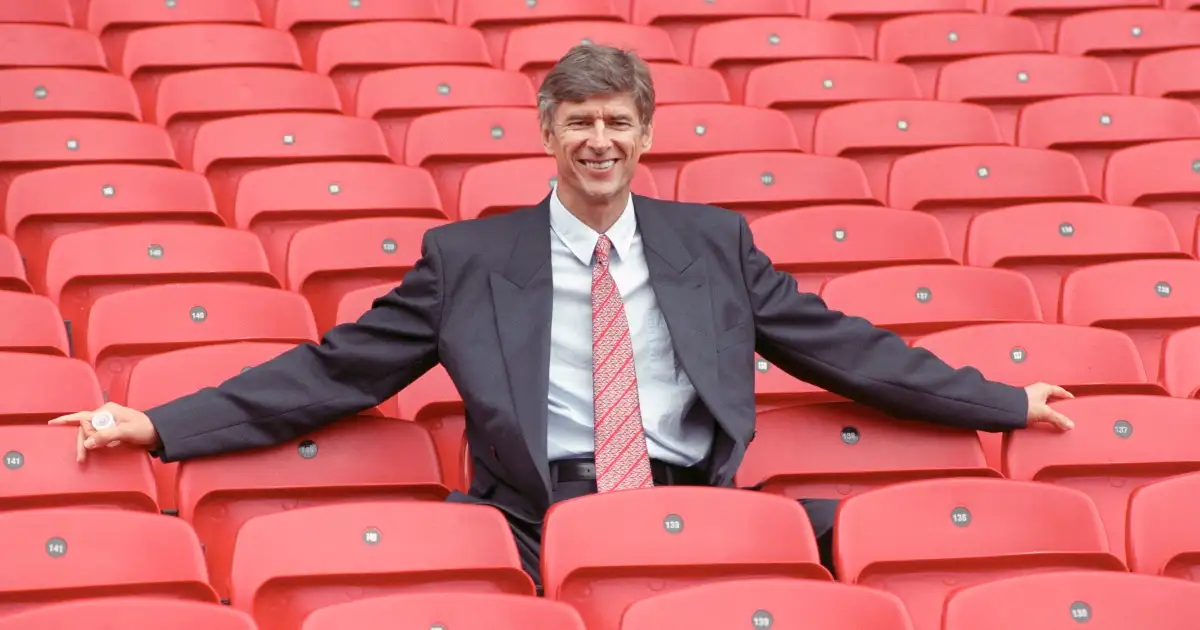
[489,198,554,492]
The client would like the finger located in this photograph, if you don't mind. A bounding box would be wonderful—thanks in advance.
[1047,385,1075,400]
[49,410,93,426]
[76,426,87,463]
[84,428,123,450]
[1049,410,1075,430]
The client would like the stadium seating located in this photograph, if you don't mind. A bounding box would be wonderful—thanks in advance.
[644,63,729,104]
[459,157,659,220]
[0,292,70,356]
[983,0,1157,46]
[1103,139,1200,254]
[0,353,102,425]
[0,0,72,27]
[0,24,107,70]
[228,502,536,630]
[1055,9,1200,92]
[267,0,445,68]
[1132,48,1200,105]
[1162,326,1200,398]
[620,579,915,630]
[505,22,678,87]
[458,0,624,66]
[0,599,258,630]
[303,593,586,630]
[809,0,982,52]
[542,487,831,630]
[627,0,799,64]
[1127,470,1200,579]
[81,0,263,45]
[0,235,28,293]
[835,478,1126,630]
[0,68,140,123]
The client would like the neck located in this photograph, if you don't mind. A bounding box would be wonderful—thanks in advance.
[557,185,629,234]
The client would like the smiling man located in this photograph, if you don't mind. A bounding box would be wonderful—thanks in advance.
[52,45,1075,588]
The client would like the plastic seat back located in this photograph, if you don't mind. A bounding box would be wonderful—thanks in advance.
[744,60,922,152]
[0,68,139,123]
[645,103,799,197]
[543,487,831,630]
[0,508,217,616]
[458,0,624,66]
[502,21,679,88]
[676,152,880,223]
[0,424,157,512]
[836,478,1126,630]
[814,100,1004,200]
[1060,259,1200,381]
[265,0,443,71]
[229,502,536,630]
[877,14,1047,97]
[1104,139,1200,254]
[0,24,107,71]
[1162,326,1200,398]
[234,162,442,277]
[0,235,28,293]
[646,63,729,105]
[1005,395,1200,564]
[1133,48,1200,108]
[0,293,69,357]
[302,593,586,630]
[83,0,262,46]
[404,107,544,219]
[178,416,447,600]
[84,283,318,396]
[1127,470,1200,579]
[628,0,798,65]
[943,571,1200,630]
[819,265,1043,339]
[966,202,1187,319]
[0,353,101,425]
[809,0,981,55]
[749,205,954,293]
[737,402,998,499]
[285,217,446,332]
[1016,95,1200,195]
[984,0,1157,46]
[1057,8,1200,92]
[935,54,1119,143]
[0,0,72,27]
[0,598,257,630]
[621,579,915,630]
[460,157,658,220]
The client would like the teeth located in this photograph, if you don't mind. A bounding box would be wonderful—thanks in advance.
[583,159,615,170]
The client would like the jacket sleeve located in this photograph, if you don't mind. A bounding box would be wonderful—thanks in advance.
[146,230,445,462]
[738,216,1029,432]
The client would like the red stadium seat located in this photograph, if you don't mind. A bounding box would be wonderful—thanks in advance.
[0,353,101,425]
[152,68,341,158]
[4,165,222,291]
[1006,395,1200,563]
[1163,0,1200,7]
[0,68,140,123]
[813,100,1004,200]
[809,0,982,54]
[0,0,73,26]
[647,63,729,104]
[457,0,623,65]
[690,18,865,103]
[744,60,922,152]
[187,112,391,212]
[264,0,443,69]
[285,217,446,332]
[819,265,1042,339]
[1056,9,1200,92]
[0,293,69,357]
[621,579,914,630]
[83,283,318,396]
[835,478,1125,630]
[502,21,680,87]
[751,353,839,410]
[1162,326,1200,398]
[1132,49,1200,107]
[542,487,831,630]
[115,24,302,112]
[1016,95,1200,195]
[877,14,1047,97]
[0,598,257,630]
[935,54,1119,143]
[628,0,799,64]
[1105,139,1200,253]
[888,146,1096,261]
[943,571,1200,630]
[228,502,536,630]
[460,157,658,220]
[404,107,544,219]
[0,424,157,512]
[178,417,446,600]
[234,162,443,277]
[0,508,217,616]
[1059,259,1200,382]
[43,224,277,356]
[0,24,106,70]
[304,593,586,630]
[355,66,534,153]
[0,118,177,203]
[313,22,490,107]
[737,402,998,500]
[676,153,880,222]
[82,0,262,38]
[984,0,1157,47]
[643,103,799,198]
[966,202,1186,320]
[0,235,28,293]
[1127,470,1200,579]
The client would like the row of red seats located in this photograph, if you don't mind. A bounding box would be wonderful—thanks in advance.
[4,478,1200,629]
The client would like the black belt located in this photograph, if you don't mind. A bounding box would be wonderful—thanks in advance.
[550,457,707,486]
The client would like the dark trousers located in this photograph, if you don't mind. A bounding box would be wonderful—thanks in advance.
[504,460,839,590]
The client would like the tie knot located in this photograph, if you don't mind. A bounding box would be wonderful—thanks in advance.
[594,235,613,264]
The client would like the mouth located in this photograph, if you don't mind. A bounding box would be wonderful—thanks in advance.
[578,158,618,171]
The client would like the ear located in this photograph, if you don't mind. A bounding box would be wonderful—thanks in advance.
[639,122,653,153]
[541,124,555,156]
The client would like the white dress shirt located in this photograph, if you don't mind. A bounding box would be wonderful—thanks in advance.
[545,187,711,467]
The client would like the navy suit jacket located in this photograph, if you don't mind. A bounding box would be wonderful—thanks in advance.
[146,194,1029,523]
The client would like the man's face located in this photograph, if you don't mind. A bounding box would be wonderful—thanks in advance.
[541,92,653,204]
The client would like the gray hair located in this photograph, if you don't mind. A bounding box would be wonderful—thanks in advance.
[537,44,656,129]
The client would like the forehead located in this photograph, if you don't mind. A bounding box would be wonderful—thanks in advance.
[554,93,640,121]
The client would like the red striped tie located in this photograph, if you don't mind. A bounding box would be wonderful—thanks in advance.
[591,235,655,492]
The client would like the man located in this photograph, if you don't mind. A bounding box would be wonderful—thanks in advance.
[52,45,1074,586]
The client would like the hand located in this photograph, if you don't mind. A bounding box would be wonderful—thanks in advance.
[48,403,161,463]
[1024,382,1075,431]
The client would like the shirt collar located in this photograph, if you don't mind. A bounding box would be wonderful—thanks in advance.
[549,185,637,266]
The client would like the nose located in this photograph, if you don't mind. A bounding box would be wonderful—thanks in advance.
[585,120,614,152]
